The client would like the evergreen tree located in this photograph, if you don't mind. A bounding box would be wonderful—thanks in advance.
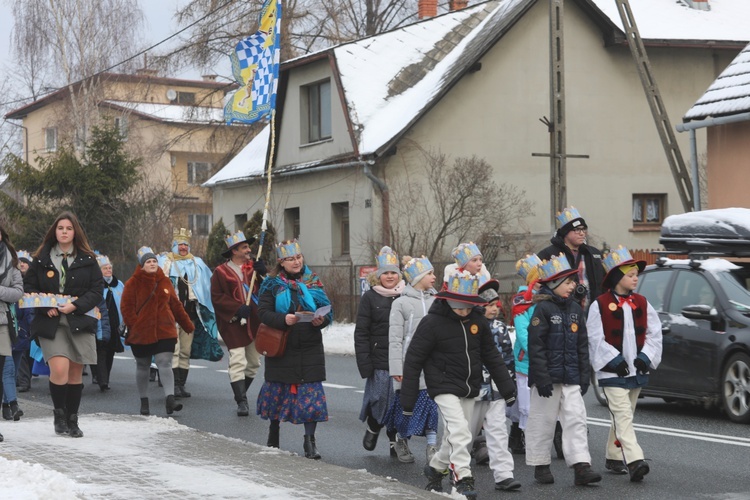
[205,218,229,269]
[243,210,277,264]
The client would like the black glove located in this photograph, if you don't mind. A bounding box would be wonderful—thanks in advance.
[580,383,589,396]
[614,360,630,378]
[505,392,517,407]
[537,384,553,398]
[237,304,252,319]
[253,258,267,276]
[634,356,649,375]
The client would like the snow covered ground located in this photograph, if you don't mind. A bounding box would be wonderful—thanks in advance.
[0,323,358,499]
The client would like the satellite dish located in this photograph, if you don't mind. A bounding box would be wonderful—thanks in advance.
[166,89,177,101]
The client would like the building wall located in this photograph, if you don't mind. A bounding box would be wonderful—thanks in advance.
[706,121,750,208]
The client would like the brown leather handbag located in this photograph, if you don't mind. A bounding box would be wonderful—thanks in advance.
[254,323,290,357]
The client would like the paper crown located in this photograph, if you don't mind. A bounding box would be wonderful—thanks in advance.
[602,245,646,286]
[96,254,111,267]
[376,246,399,269]
[556,206,585,229]
[446,270,481,296]
[537,253,577,283]
[173,228,192,245]
[17,250,32,263]
[451,242,482,268]
[516,254,542,284]
[137,246,156,263]
[403,256,433,285]
[275,240,302,260]
[225,230,247,249]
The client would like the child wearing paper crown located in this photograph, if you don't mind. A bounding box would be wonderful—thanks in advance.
[443,242,491,288]
[586,246,662,482]
[354,247,405,457]
[385,255,440,465]
[401,270,516,498]
[525,254,601,486]
[507,254,543,455]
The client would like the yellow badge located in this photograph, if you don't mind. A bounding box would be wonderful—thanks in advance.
[164,289,170,294]
[571,323,579,333]
[46,270,55,278]
[470,324,479,335]
[608,302,618,311]
[531,317,540,326]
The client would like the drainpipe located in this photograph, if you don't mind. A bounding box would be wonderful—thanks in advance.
[676,112,750,211]
[363,162,390,246]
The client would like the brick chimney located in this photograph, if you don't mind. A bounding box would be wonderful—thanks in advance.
[685,0,709,10]
[449,0,469,11]
[418,0,438,19]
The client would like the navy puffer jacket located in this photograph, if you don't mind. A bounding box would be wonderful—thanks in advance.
[528,289,590,387]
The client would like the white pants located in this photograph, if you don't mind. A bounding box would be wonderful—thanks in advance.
[525,384,591,467]
[172,325,193,369]
[603,386,644,464]
[431,394,475,481]
[471,399,515,482]
[516,374,530,429]
[228,342,261,382]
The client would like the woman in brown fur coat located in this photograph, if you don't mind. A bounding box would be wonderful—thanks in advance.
[121,247,194,416]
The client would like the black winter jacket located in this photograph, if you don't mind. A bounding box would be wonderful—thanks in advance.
[400,300,516,412]
[258,285,330,385]
[538,237,605,303]
[528,290,590,388]
[24,245,103,338]
[354,289,397,378]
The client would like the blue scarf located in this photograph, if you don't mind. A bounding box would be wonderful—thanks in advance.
[260,265,332,321]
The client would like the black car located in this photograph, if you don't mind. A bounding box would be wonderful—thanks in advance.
[592,208,750,423]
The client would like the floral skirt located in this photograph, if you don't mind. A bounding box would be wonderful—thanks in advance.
[256,381,328,424]
[384,389,439,438]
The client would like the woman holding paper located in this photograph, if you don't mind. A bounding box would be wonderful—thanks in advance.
[256,239,332,459]
[23,212,103,438]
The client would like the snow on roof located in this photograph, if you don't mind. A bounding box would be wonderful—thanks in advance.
[103,100,225,124]
[590,0,750,43]
[203,125,269,187]
[683,42,750,120]
[660,257,741,273]
[662,207,750,237]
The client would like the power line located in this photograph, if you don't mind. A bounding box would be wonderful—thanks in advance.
[0,0,237,109]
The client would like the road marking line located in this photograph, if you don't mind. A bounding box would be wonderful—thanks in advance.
[587,418,750,446]
[322,383,357,389]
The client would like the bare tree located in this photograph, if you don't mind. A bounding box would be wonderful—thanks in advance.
[388,148,535,262]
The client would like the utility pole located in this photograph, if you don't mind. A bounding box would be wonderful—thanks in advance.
[532,0,588,232]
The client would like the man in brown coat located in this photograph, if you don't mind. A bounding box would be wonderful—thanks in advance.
[210,231,265,416]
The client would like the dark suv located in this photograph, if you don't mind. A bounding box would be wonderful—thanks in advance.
[592,209,750,423]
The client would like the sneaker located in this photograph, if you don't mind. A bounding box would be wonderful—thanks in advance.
[535,464,554,484]
[627,459,650,482]
[574,462,602,486]
[454,476,477,499]
[605,458,628,474]
[425,444,438,464]
[423,465,448,492]
[496,477,522,491]
[394,436,415,463]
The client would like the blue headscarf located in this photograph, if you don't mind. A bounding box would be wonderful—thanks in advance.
[260,265,332,322]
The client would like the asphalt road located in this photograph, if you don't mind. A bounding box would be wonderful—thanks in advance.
[18,351,750,499]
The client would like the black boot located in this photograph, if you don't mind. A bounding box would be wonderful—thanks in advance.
[53,408,69,435]
[508,422,525,454]
[553,421,564,459]
[574,462,602,485]
[67,413,84,438]
[1,403,11,420]
[174,368,191,398]
[267,420,280,448]
[303,434,321,459]
[9,401,23,421]
[149,367,157,382]
[140,398,150,416]
[166,394,183,415]
[65,384,84,438]
[230,380,249,416]
[363,415,381,451]
[180,368,191,397]
[387,428,398,457]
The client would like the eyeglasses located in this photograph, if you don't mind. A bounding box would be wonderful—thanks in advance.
[282,255,303,263]
[572,227,588,234]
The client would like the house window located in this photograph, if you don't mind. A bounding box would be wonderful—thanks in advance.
[187,161,212,185]
[114,116,128,140]
[284,207,300,240]
[45,127,58,152]
[234,213,248,230]
[177,92,196,105]
[188,214,212,236]
[632,194,666,226]
[331,202,350,256]
[306,80,332,143]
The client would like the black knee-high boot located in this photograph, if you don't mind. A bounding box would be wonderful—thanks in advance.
[66,383,84,438]
[267,420,280,448]
[49,381,69,435]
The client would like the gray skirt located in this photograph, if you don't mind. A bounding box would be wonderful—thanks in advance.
[0,324,11,356]
[39,315,97,365]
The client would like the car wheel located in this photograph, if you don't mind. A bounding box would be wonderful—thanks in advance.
[591,370,607,407]
[721,353,750,424]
